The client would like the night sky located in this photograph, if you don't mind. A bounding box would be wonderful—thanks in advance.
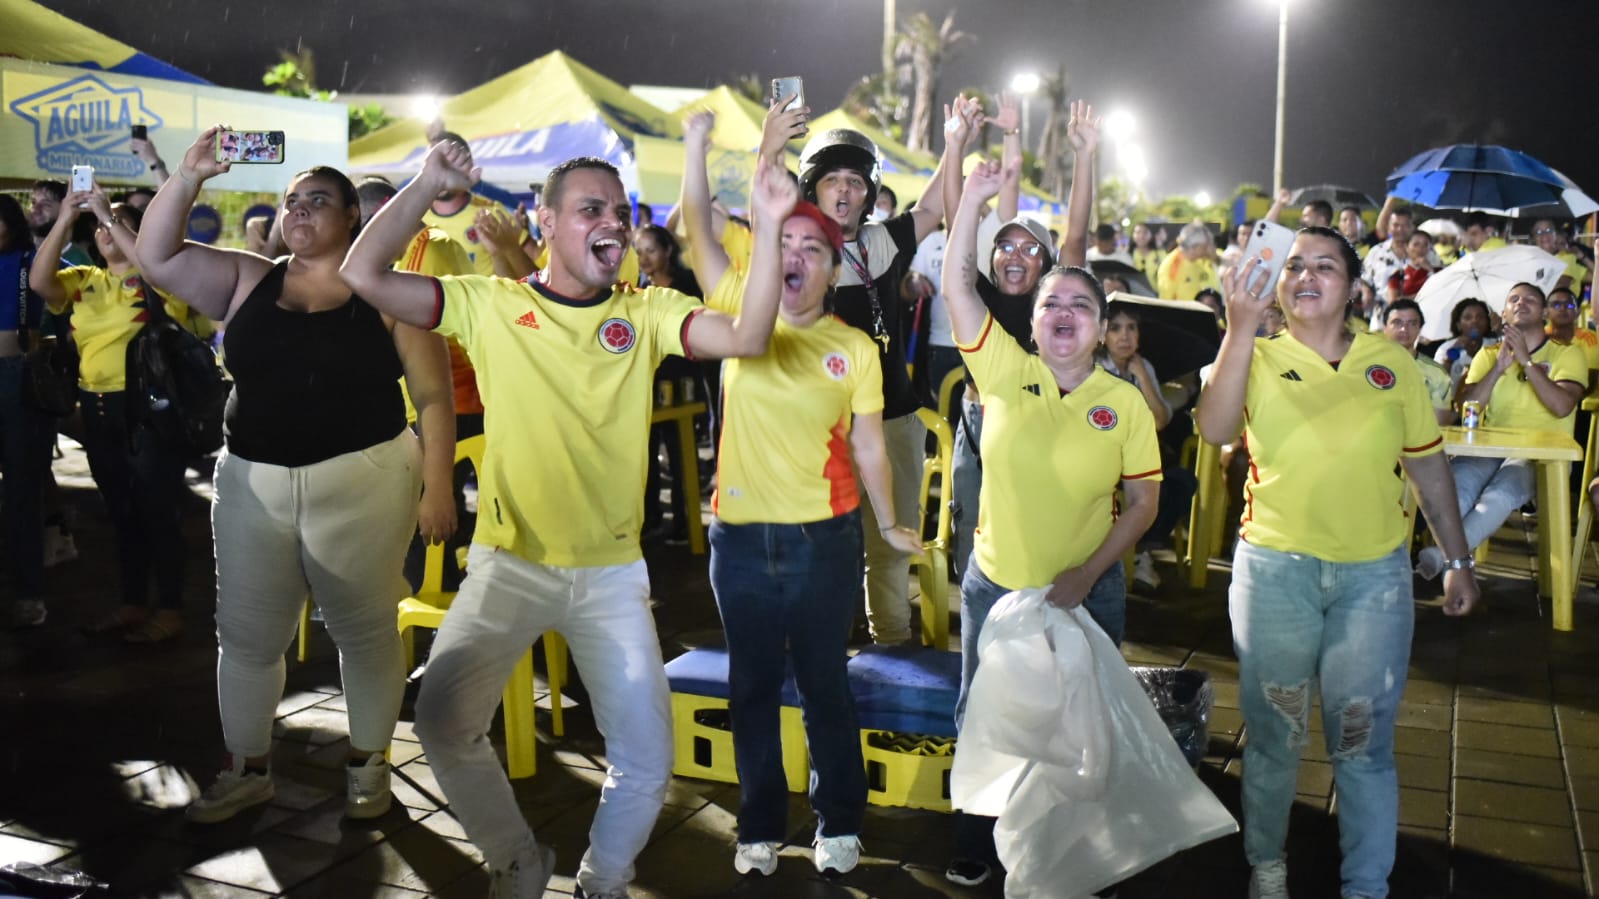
[33,0,1599,214]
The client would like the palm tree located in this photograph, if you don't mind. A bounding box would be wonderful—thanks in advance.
[1031,64,1072,199]
[731,73,766,107]
[843,72,905,139]
[898,11,972,154]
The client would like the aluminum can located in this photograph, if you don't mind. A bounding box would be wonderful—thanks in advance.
[1461,400,1483,430]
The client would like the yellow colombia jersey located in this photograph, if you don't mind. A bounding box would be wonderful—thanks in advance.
[1156,249,1220,301]
[706,271,884,525]
[423,194,529,277]
[430,274,703,567]
[49,266,206,392]
[1547,325,1599,373]
[1464,338,1587,434]
[958,314,1162,588]
[1240,331,1442,562]
[1413,353,1452,413]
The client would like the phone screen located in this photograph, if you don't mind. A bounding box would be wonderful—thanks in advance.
[215,130,286,164]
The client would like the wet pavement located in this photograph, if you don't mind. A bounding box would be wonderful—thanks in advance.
[4,437,1599,897]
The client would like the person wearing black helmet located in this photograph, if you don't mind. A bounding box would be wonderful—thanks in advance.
[797,110,952,645]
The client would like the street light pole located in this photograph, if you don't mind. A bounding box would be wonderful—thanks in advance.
[882,0,896,79]
[1273,0,1288,196]
[1010,72,1041,157]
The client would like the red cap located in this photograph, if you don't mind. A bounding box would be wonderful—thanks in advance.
[786,201,846,260]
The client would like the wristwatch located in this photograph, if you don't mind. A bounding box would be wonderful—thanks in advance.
[1443,556,1476,571]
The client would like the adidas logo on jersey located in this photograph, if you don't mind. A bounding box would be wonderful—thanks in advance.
[514,310,540,330]
[1279,370,1303,381]
[1022,383,1041,396]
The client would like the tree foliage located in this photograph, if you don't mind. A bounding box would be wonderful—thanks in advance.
[261,49,395,141]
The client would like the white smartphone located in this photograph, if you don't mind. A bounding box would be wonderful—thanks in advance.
[1241,219,1297,297]
[70,164,93,193]
[771,76,804,113]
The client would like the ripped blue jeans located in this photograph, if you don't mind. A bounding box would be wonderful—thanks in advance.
[1230,541,1413,899]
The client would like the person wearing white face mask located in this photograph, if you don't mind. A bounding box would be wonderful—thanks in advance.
[869,184,897,223]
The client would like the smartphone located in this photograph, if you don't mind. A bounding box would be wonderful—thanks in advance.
[70,164,93,193]
[131,124,147,141]
[1241,219,1297,297]
[214,130,285,164]
[771,76,804,113]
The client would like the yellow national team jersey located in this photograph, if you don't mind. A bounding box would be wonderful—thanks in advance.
[958,315,1162,588]
[423,195,529,277]
[706,271,884,525]
[1546,325,1599,373]
[50,266,206,392]
[1413,353,1452,413]
[1240,331,1442,561]
[720,220,754,273]
[431,274,703,567]
[1156,249,1220,301]
[1465,338,1587,434]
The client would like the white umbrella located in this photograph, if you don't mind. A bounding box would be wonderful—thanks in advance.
[1417,218,1460,239]
[1416,245,1568,341]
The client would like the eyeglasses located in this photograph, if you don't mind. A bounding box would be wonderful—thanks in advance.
[996,240,1044,258]
[1552,301,1579,310]
[1533,228,1557,236]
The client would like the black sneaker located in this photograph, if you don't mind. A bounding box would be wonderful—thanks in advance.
[944,857,991,886]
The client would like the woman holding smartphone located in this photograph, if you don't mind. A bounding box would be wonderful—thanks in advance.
[1196,226,1478,899]
[135,127,456,825]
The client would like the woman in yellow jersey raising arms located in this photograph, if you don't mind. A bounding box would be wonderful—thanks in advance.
[681,108,921,880]
[940,158,1162,891]
[1196,226,1478,899]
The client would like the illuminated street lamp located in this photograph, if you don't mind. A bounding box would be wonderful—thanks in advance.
[1010,71,1041,153]
[1195,190,1213,209]
[410,94,440,121]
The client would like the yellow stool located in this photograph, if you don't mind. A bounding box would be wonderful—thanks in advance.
[913,407,955,649]
[861,729,954,812]
[665,647,809,792]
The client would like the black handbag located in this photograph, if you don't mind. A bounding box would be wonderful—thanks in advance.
[12,254,78,417]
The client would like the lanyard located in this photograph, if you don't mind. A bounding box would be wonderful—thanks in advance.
[842,238,890,351]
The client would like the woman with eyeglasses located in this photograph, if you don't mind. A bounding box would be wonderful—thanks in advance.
[29,182,210,642]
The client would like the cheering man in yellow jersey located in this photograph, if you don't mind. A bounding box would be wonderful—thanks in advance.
[342,141,791,899]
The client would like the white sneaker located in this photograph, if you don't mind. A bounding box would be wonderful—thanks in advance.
[491,843,555,899]
[186,757,274,823]
[813,834,861,874]
[733,841,778,876]
[43,527,76,567]
[1248,859,1289,899]
[345,751,392,819]
[1133,551,1160,591]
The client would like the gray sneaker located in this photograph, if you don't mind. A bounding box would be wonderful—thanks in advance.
[491,843,555,899]
[186,758,274,823]
[1248,859,1289,899]
[345,752,393,819]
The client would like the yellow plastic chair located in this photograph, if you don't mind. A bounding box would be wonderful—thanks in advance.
[936,367,966,429]
[913,407,955,649]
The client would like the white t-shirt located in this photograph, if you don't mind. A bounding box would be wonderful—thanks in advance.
[910,230,954,349]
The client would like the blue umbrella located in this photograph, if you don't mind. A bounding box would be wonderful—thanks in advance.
[1385,144,1597,217]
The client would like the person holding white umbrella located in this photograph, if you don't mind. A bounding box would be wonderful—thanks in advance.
[1416,282,1586,580]
[1415,244,1568,343]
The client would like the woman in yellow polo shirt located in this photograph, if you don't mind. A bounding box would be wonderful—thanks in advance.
[699,194,922,878]
[1196,226,1479,899]
[29,185,206,643]
[941,160,1162,890]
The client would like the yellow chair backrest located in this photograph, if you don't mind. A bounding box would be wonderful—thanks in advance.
[937,367,966,428]
[915,407,954,549]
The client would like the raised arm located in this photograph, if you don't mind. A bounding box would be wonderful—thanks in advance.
[1374,194,1399,242]
[28,189,93,309]
[134,126,272,322]
[938,96,983,243]
[1058,99,1100,268]
[990,92,1022,222]
[342,141,481,327]
[1195,258,1271,443]
[908,100,961,243]
[680,109,732,293]
[757,95,810,172]
[942,160,1010,345]
[473,206,535,279]
[681,157,794,359]
[1262,187,1289,225]
[131,137,170,187]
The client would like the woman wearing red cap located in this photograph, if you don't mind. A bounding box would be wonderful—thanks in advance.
[681,108,922,880]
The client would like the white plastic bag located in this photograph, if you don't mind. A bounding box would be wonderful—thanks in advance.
[950,589,1238,899]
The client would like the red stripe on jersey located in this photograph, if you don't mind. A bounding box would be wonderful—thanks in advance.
[426,277,444,330]
[679,308,704,361]
[404,235,428,271]
[956,315,994,353]
[1124,468,1162,480]
[823,415,859,517]
[1403,436,1443,454]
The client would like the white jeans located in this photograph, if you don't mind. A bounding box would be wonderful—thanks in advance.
[414,546,671,895]
[859,411,927,643]
[1451,456,1536,551]
[212,430,421,758]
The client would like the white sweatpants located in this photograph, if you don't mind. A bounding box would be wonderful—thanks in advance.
[212,430,421,757]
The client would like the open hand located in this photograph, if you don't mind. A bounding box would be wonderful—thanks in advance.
[474,207,519,255]
[990,91,1021,133]
[178,125,233,185]
[1066,99,1101,155]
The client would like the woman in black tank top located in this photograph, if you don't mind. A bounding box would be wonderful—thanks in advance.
[135,130,456,826]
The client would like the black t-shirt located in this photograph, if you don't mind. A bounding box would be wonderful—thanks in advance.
[833,213,923,418]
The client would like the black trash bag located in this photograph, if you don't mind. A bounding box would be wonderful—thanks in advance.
[0,862,106,898]
[1130,667,1214,768]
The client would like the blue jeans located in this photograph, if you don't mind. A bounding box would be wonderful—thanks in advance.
[0,356,52,602]
[709,512,868,841]
[1449,455,1535,552]
[1230,541,1413,899]
[954,553,1126,730]
[79,390,189,609]
[950,397,983,580]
